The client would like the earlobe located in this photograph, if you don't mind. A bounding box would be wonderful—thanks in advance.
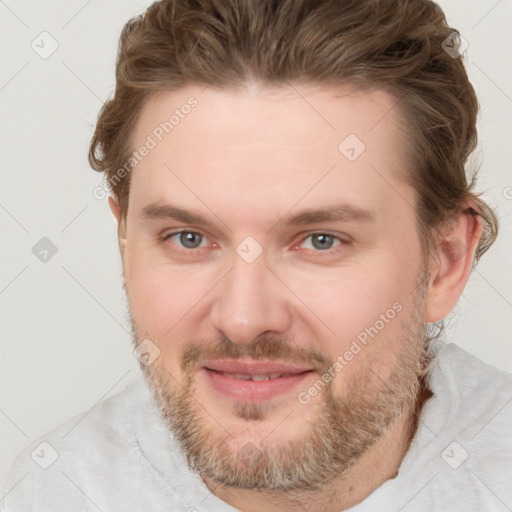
[425,211,483,323]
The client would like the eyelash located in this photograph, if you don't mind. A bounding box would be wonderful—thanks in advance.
[159,230,350,256]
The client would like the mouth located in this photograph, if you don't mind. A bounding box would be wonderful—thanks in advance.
[200,359,315,402]
[214,371,299,381]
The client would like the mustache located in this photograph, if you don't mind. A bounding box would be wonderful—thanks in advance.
[180,335,332,374]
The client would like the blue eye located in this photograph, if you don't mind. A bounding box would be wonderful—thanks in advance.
[161,231,347,254]
[165,231,207,249]
[300,233,342,251]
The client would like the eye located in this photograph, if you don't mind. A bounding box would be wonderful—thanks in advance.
[163,230,208,250]
[299,233,345,251]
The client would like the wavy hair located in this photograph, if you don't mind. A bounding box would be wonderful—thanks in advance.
[89,0,498,261]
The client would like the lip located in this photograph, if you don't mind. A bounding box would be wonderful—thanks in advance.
[202,359,313,375]
[201,359,314,402]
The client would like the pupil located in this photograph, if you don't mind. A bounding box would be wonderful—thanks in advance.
[180,232,201,248]
[312,234,333,250]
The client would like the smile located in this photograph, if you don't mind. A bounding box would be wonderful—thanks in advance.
[219,372,297,381]
[200,360,315,402]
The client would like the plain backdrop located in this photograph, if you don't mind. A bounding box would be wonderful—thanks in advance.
[1,0,511,491]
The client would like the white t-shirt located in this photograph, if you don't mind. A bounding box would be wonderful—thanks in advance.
[2,340,511,511]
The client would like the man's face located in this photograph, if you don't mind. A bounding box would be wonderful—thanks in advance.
[120,83,429,490]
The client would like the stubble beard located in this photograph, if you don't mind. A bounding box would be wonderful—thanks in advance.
[130,279,432,493]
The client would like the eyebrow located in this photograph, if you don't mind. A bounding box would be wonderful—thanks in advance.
[284,205,375,226]
[141,203,216,227]
[140,202,376,229]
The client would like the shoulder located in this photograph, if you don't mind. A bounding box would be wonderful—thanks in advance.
[430,340,512,432]
[349,342,512,512]
[0,376,157,511]
[412,341,512,509]
[1,374,233,512]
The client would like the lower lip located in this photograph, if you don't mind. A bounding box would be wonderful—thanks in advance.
[202,368,314,402]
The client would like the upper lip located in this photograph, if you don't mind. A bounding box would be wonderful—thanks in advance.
[202,359,313,376]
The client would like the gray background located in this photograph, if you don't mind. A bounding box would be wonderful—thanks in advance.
[1,0,511,490]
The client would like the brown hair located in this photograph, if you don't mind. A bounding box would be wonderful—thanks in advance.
[89,0,497,261]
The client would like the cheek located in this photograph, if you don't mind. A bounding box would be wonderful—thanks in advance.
[291,276,386,348]
[124,246,213,340]
[285,255,419,354]
[290,274,419,394]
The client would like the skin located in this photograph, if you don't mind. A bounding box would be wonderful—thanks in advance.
[109,82,482,511]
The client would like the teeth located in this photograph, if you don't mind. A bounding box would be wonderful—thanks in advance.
[251,375,270,381]
[232,374,252,380]
[222,372,284,381]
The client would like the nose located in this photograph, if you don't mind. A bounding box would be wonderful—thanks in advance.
[209,255,293,345]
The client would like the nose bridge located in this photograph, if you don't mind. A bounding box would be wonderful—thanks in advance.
[210,251,291,343]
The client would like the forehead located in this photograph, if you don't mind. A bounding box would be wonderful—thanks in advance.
[127,82,415,227]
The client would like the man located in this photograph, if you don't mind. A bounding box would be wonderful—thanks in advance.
[2,0,511,510]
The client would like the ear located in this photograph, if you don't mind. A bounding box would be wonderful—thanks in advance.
[425,209,483,322]
[108,193,127,253]
[108,193,121,223]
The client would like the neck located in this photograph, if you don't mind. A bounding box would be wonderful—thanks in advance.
[204,387,431,512]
